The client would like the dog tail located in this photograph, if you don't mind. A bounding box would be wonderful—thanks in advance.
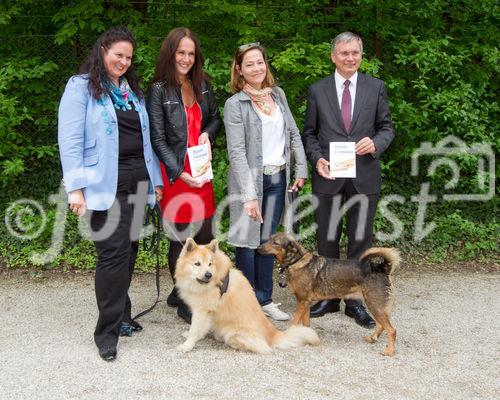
[272,325,320,350]
[361,247,401,275]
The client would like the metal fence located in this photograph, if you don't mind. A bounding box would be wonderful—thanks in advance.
[3,33,331,139]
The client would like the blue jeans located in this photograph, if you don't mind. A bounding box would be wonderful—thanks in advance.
[235,170,286,306]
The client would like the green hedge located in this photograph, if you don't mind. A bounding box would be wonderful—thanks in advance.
[0,0,498,269]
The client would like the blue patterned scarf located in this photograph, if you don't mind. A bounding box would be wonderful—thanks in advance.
[108,78,135,111]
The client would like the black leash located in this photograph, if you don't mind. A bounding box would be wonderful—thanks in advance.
[278,266,288,288]
[218,272,230,296]
[132,202,162,322]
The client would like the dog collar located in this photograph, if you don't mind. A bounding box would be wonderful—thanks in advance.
[282,250,309,268]
[277,251,310,288]
[218,272,230,296]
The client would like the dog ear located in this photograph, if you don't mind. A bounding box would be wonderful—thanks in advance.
[206,239,219,253]
[286,238,300,254]
[284,238,305,265]
[181,237,197,255]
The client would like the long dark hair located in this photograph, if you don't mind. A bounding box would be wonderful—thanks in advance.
[151,27,207,103]
[79,27,142,99]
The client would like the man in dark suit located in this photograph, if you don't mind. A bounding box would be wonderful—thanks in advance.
[302,32,394,328]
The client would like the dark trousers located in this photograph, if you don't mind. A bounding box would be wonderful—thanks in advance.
[165,217,214,280]
[235,170,286,306]
[314,179,379,307]
[89,159,148,349]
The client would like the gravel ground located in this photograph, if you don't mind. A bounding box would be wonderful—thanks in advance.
[1,264,499,400]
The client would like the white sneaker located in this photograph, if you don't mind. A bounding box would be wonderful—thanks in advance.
[261,302,290,321]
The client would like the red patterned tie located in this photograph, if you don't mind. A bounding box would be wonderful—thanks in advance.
[341,79,352,132]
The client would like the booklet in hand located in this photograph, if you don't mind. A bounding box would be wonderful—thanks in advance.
[329,141,356,178]
[187,143,213,183]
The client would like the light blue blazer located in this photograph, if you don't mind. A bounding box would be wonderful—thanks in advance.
[58,75,163,210]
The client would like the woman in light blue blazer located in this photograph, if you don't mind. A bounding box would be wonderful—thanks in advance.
[58,27,162,361]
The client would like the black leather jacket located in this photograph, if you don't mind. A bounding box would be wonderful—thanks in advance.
[147,80,221,184]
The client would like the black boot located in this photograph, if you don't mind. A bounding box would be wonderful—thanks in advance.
[166,286,181,307]
[345,303,375,329]
[177,299,192,324]
[310,300,340,318]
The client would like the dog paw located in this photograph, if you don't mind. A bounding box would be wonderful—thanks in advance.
[364,335,377,344]
[176,342,194,353]
[381,348,395,357]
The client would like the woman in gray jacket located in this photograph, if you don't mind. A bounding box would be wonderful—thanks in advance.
[224,43,308,321]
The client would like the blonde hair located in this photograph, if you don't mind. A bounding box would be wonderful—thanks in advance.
[230,43,275,93]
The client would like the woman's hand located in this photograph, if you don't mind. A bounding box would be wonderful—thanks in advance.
[198,132,212,161]
[179,172,208,189]
[68,189,86,216]
[289,178,306,192]
[244,199,263,223]
[155,186,163,202]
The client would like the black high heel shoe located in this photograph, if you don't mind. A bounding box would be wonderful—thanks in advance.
[119,320,143,336]
[129,320,143,331]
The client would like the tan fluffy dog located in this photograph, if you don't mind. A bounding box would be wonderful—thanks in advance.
[174,238,320,353]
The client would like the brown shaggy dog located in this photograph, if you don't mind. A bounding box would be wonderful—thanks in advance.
[174,238,320,353]
[258,233,401,356]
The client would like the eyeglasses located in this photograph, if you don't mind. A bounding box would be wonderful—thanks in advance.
[237,42,261,54]
[335,50,362,58]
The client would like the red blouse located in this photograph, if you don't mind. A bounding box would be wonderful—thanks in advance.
[159,102,215,223]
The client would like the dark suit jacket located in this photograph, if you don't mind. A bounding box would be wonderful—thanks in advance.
[302,72,394,195]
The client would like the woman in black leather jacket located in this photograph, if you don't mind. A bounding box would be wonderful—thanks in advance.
[147,27,221,323]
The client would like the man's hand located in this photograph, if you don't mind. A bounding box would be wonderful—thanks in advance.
[316,158,334,180]
[355,137,376,155]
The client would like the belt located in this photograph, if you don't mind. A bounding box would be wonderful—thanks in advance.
[263,164,286,175]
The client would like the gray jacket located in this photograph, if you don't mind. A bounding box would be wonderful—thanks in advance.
[224,86,308,248]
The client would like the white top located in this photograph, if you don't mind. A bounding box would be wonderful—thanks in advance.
[334,70,358,119]
[256,104,286,167]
